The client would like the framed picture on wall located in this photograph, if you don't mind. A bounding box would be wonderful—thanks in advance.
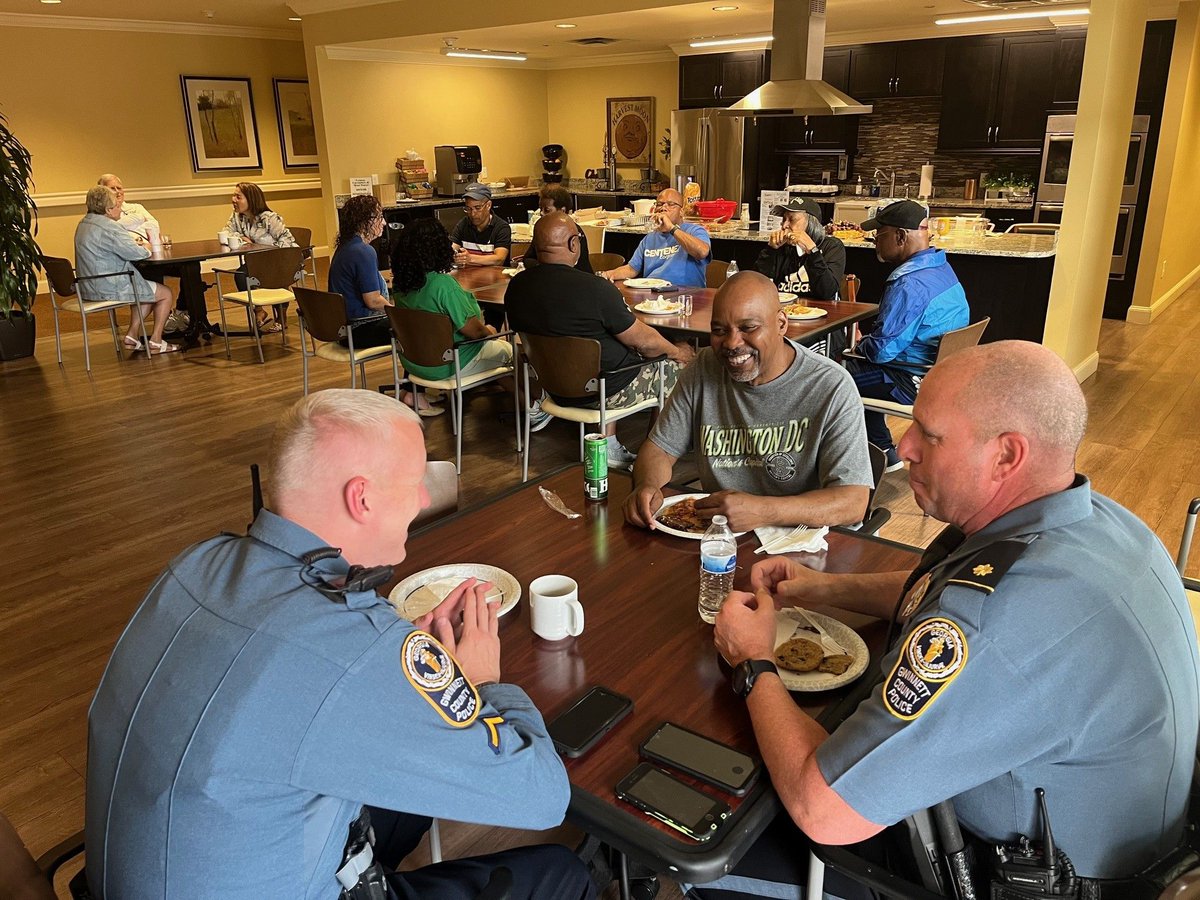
[179,76,262,172]
[273,78,319,168]
[607,96,654,167]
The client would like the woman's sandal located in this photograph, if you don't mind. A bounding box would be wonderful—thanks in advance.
[122,335,143,350]
[148,339,181,354]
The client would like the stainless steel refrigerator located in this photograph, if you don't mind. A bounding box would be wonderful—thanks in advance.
[671,108,761,205]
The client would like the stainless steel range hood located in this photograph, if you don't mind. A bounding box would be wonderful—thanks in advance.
[720,0,871,117]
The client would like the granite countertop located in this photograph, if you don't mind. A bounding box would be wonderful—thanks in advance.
[926,197,1035,211]
[385,188,540,211]
[603,225,1057,258]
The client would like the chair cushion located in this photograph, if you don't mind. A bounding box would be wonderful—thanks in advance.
[63,297,135,314]
[314,342,393,363]
[221,288,296,307]
[407,365,513,391]
[539,394,659,425]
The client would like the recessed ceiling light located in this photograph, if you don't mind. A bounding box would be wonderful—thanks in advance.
[40,1,62,5]
[441,47,528,62]
[555,23,577,29]
[689,34,772,48]
[289,16,302,21]
[712,5,739,11]
[935,7,1088,25]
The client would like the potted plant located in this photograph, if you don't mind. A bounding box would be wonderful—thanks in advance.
[984,172,1034,202]
[0,109,42,361]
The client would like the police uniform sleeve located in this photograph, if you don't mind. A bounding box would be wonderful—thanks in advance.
[815,600,1062,827]
[647,355,703,459]
[290,625,570,830]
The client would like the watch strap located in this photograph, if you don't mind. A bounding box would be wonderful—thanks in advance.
[734,659,779,698]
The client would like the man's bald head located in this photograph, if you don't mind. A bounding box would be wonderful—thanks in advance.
[710,271,792,385]
[532,212,579,265]
[713,271,782,322]
[930,340,1087,460]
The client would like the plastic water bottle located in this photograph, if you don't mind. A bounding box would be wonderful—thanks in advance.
[698,515,737,624]
[726,259,739,278]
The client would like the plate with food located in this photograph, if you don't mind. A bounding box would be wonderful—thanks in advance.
[778,292,798,303]
[653,494,747,540]
[773,608,868,691]
[624,277,672,290]
[634,299,682,315]
[388,563,521,621]
[782,302,829,320]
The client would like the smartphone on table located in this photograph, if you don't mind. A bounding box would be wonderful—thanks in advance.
[615,763,731,842]
[640,721,761,796]
[547,686,633,758]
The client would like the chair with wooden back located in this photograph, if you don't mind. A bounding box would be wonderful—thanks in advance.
[41,255,150,373]
[707,259,731,289]
[517,332,665,481]
[289,225,317,289]
[385,305,519,474]
[840,274,860,303]
[588,252,625,273]
[293,286,393,392]
[214,246,306,363]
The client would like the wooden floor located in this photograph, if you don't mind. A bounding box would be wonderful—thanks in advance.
[3,271,1198,899]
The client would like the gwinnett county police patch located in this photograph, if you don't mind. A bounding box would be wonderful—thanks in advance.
[401,631,480,728]
[883,617,968,721]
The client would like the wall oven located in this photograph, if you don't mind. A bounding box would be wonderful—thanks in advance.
[1034,201,1136,277]
[1037,115,1149,206]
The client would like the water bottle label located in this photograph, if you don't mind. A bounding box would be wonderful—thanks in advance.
[701,553,736,575]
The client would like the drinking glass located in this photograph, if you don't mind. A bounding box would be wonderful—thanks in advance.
[681,294,693,317]
[161,234,173,249]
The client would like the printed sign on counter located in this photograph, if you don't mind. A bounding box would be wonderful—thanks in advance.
[349,177,374,196]
[759,190,789,233]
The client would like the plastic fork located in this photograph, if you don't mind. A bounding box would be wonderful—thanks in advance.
[788,606,849,656]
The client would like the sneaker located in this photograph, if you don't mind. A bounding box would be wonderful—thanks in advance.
[163,310,191,334]
[607,443,638,471]
[528,398,553,433]
[883,448,905,473]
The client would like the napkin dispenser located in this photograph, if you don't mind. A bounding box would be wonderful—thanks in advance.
[433,145,483,197]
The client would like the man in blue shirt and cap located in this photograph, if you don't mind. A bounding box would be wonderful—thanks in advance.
[599,188,712,288]
[86,389,594,900]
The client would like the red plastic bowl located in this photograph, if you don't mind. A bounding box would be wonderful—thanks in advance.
[692,199,737,223]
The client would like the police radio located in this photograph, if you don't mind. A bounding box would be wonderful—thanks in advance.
[990,789,1079,900]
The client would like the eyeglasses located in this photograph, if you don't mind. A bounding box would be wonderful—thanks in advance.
[654,201,682,209]
[463,202,488,213]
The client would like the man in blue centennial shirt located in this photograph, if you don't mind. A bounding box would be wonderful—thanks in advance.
[85,389,594,900]
[599,188,712,288]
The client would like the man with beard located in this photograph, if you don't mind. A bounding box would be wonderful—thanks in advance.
[624,271,873,532]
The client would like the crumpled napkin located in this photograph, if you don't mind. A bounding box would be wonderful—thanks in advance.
[754,525,829,555]
[502,267,522,277]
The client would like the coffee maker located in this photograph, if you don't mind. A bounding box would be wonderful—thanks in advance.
[433,145,483,196]
[542,143,564,184]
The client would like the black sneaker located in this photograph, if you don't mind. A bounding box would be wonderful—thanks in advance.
[884,448,904,473]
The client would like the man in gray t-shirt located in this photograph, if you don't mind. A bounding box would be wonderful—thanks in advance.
[624,272,873,532]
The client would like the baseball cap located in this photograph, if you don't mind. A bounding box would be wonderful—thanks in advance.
[462,183,492,202]
[771,198,823,220]
[861,199,930,232]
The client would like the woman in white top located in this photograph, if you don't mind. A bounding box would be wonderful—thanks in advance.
[223,182,298,331]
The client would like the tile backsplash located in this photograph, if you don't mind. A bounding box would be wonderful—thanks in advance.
[787,97,1041,200]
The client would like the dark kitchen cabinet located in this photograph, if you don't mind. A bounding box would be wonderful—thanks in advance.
[678,51,768,108]
[822,48,851,93]
[775,114,858,153]
[1051,29,1087,108]
[937,34,1054,152]
[848,40,944,98]
[1051,21,1174,113]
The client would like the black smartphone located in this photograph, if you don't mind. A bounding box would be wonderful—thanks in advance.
[547,686,633,758]
[649,285,678,294]
[640,722,761,796]
[615,763,731,842]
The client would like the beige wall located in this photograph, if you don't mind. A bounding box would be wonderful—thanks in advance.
[546,60,677,176]
[1130,1,1200,321]
[0,23,326,263]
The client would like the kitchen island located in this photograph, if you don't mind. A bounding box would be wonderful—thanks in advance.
[600,226,1057,344]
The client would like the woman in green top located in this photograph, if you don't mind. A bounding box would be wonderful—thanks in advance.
[390,218,513,382]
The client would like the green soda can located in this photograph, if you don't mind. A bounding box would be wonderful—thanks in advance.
[583,433,608,501]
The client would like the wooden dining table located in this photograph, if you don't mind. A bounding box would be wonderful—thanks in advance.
[449,266,879,348]
[387,466,920,885]
[135,239,274,346]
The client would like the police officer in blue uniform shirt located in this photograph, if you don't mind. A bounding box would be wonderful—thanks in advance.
[85,389,595,900]
[691,341,1200,899]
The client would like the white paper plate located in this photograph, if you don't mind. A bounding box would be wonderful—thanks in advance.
[774,608,868,692]
[652,493,747,541]
[634,300,682,316]
[388,564,521,621]
[778,292,798,303]
[625,277,672,289]
[785,306,829,321]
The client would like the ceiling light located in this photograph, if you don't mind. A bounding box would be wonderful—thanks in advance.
[689,34,773,48]
[935,7,1088,25]
[40,1,62,4]
[555,23,577,28]
[712,5,739,10]
[289,16,302,21]
[441,48,528,62]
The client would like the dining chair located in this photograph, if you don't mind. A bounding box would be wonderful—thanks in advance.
[706,259,731,289]
[214,246,306,363]
[41,255,151,374]
[289,225,317,289]
[1005,222,1061,234]
[293,286,394,392]
[588,251,625,272]
[385,305,520,474]
[845,317,991,422]
[436,206,467,232]
[840,273,860,303]
[517,332,666,482]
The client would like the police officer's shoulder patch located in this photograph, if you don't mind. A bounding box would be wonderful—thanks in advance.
[400,631,480,728]
[882,617,968,721]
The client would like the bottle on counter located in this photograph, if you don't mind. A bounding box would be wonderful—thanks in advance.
[698,516,737,624]
[726,259,739,277]
[855,175,864,196]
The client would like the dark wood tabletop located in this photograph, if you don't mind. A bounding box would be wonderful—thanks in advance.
[449,267,878,346]
[135,239,274,267]
[388,467,920,881]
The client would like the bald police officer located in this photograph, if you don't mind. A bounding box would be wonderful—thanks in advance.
[86,390,594,900]
[693,340,1199,898]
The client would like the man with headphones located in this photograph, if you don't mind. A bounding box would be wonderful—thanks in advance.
[85,390,594,900]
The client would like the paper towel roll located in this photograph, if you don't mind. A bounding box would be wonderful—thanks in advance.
[919,164,934,199]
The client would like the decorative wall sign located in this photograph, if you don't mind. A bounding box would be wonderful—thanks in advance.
[607,96,654,167]
[180,76,261,172]
[273,78,319,168]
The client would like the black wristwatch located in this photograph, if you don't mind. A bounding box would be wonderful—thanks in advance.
[669,224,679,236]
[732,659,778,699]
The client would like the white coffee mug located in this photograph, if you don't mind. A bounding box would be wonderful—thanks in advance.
[218,230,231,246]
[529,575,584,641]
